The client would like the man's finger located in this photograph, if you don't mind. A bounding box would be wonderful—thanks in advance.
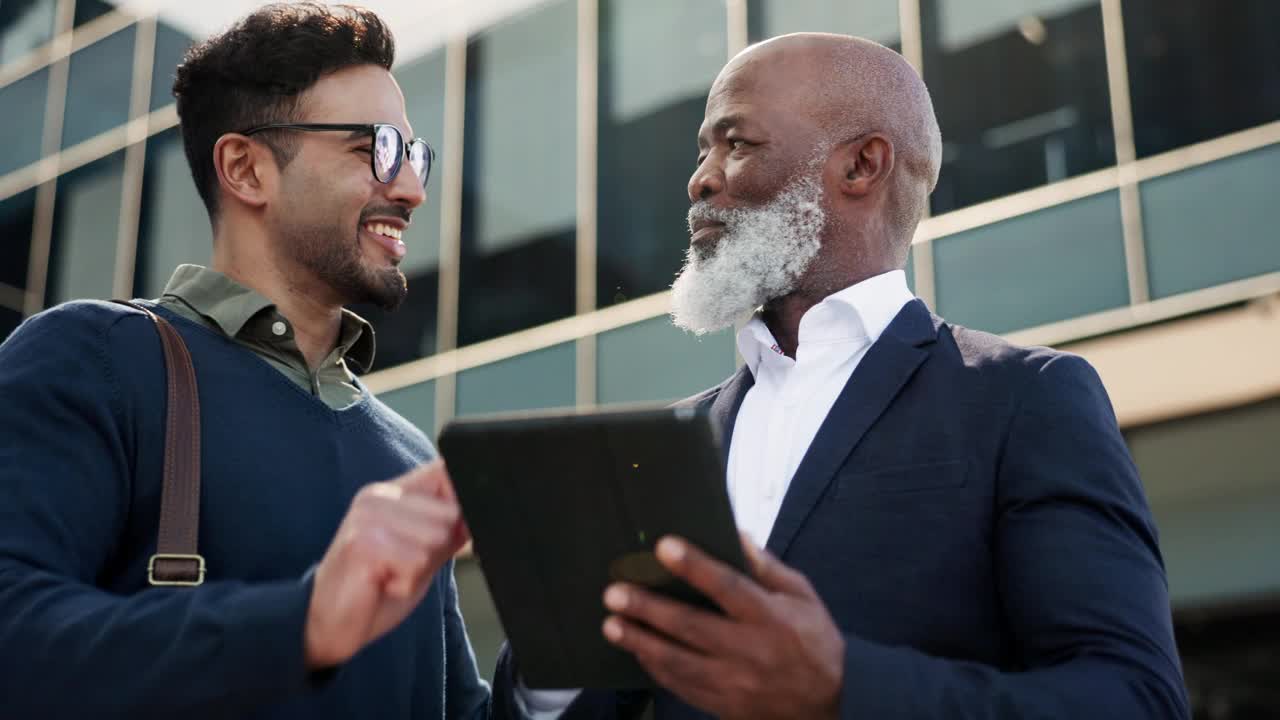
[602,615,726,710]
[347,525,436,599]
[603,583,740,654]
[397,460,450,498]
[654,536,769,620]
[740,532,815,597]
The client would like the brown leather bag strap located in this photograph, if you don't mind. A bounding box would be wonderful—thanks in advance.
[113,300,205,587]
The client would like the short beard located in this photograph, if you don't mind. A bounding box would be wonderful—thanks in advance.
[670,173,826,335]
[283,216,408,312]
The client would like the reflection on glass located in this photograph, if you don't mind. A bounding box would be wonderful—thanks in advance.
[48,151,125,305]
[0,0,56,64]
[72,0,112,27]
[150,20,195,112]
[0,68,48,175]
[0,189,36,289]
[135,129,211,298]
[748,0,900,47]
[458,0,576,346]
[62,25,136,149]
[596,0,725,308]
[1123,0,1280,159]
[349,49,447,368]
[921,0,1115,214]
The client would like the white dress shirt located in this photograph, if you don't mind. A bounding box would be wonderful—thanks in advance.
[728,269,914,547]
[514,270,914,718]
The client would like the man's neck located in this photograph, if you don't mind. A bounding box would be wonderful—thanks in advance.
[762,294,820,360]
[762,265,896,359]
[212,234,343,371]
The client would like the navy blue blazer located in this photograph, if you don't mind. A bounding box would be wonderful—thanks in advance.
[494,299,1190,719]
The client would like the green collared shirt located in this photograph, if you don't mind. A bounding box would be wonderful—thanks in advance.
[154,264,375,410]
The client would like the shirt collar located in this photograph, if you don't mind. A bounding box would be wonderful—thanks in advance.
[159,264,376,373]
[735,269,915,376]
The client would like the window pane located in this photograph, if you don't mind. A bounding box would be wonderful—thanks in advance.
[0,189,36,289]
[922,0,1115,214]
[0,305,22,342]
[933,191,1128,334]
[1142,144,1280,300]
[597,317,735,405]
[0,0,56,65]
[62,25,135,149]
[459,0,576,346]
[455,343,576,416]
[47,151,125,304]
[351,49,447,368]
[135,128,211,298]
[596,0,725,307]
[0,68,48,175]
[72,0,112,28]
[1128,397,1280,606]
[748,0,900,47]
[377,379,436,439]
[150,20,195,112]
[1123,0,1280,159]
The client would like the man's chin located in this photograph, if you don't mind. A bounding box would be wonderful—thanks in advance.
[344,266,407,311]
[669,269,752,336]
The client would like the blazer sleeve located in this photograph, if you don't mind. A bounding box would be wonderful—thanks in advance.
[835,353,1191,719]
[0,308,319,718]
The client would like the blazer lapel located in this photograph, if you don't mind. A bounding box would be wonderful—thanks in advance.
[765,300,941,558]
[705,365,755,468]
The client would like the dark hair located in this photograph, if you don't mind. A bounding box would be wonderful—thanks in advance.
[172,3,395,219]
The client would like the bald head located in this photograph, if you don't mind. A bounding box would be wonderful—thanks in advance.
[712,33,942,250]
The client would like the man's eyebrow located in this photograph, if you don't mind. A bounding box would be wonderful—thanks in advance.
[714,115,744,132]
[697,114,747,150]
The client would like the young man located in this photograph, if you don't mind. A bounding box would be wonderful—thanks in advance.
[0,5,495,718]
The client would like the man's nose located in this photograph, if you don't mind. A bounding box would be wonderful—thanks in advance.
[387,157,427,210]
[687,160,725,204]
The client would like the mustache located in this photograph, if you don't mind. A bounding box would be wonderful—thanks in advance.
[359,205,412,224]
[686,201,735,233]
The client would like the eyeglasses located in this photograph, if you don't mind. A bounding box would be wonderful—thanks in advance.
[240,123,435,187]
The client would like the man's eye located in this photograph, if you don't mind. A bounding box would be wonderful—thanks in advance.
[696,155,707,167]
[730,139,748,150]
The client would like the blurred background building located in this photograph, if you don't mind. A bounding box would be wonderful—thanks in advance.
[1,0,1277,715]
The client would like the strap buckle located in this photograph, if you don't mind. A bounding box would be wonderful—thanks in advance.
[148,553,206,587]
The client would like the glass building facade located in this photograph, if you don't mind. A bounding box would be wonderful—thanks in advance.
[2,1,1278,715]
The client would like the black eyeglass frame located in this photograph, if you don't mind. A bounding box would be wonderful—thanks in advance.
[239,123,435,186]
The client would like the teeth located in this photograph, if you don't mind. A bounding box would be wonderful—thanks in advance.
[364,222,403,241]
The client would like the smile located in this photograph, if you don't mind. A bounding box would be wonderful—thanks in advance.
[363,222,403,241]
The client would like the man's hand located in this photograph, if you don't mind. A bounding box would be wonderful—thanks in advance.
[602,534,845,720]
[304,460,468,669]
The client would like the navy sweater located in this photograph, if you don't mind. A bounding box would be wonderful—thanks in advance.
[0,301,492,719]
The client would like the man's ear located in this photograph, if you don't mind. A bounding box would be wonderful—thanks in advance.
[212,134,274,210]
[832,133,895,199]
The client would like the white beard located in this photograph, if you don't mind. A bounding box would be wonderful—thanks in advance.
[670,174,826,335]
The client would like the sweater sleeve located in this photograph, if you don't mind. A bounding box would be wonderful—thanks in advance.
[442,560,493,719]
[835,354,1190,719]
[0,305,318,718]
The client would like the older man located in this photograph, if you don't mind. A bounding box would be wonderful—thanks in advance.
[500,32,1190,720]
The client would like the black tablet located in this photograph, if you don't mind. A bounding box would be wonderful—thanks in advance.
[437,404,746,689]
